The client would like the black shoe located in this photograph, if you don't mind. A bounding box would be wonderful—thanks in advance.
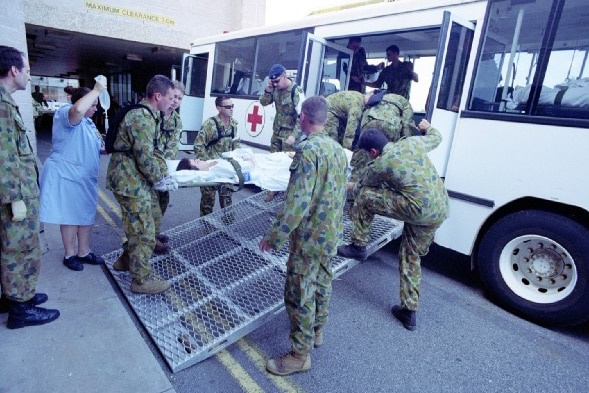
[156,234,170,243]
[6,301,60,329]
[153,240,171,254]
[77,252,105,265]
[337,244,367,261]
[0,293,48,313]
[391,305,417,331]
[63,255,83,271]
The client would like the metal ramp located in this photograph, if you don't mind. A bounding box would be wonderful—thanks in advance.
[104,190,403,373]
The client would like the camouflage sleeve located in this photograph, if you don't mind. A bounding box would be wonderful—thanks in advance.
[193,117,218,160]
[400,98,416,138]
[164,112,182,159]
[0,102,25,203]
[231,118,241,150]
[421,125,442,152]
[126,109,165,185]
[263,147,316,249]
[259,90,274,106]
[343,105,363,150]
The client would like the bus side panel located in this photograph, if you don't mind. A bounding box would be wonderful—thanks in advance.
[436,116,589,255]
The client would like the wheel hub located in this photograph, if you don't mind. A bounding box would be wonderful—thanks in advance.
[528,249,562,278]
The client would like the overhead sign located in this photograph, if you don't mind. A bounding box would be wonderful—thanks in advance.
[85,1,176,26]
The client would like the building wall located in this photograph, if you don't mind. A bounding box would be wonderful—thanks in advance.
[1,0,266,153]
[21,0,266,48]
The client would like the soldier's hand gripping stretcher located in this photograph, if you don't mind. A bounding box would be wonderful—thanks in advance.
[153,176,179,192]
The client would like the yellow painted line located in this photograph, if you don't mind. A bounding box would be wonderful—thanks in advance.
[238,339,305,393]
[98,188,121,219]
[216,349,265,393]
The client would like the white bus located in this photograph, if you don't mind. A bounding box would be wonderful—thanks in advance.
[179,0,589,327]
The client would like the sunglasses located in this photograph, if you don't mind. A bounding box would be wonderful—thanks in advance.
[220,104,234,109]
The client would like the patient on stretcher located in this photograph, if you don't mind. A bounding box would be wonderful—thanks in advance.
[175,158,218,171]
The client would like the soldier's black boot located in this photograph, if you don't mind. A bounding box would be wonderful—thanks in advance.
[0,293,48,313]
[337,243,367,261]
[6,300,60,329]
[391,305,416,331]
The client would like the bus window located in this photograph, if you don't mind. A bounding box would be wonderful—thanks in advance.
[436,22,474,112]
[469,0,589,120]
[211,30,308,98]
[211,37,255,95]
[183,53,208,98]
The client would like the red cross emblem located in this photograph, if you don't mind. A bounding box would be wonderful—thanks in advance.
[245,102,264,137]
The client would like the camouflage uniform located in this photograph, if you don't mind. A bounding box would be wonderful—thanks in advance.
[262,133,347,355]
[106,99,166,283]
[350,93,415,182]
[325,91,365,149]
[0,84,41,302]
[156,110,183,228]
[373,61,415,99]
[349,125,449,311]
[193,114,240,216]
[259,79,303,153]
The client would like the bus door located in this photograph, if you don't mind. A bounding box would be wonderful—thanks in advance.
[179,51,210,151]
[425,11,476,177]
[300,33,352,97]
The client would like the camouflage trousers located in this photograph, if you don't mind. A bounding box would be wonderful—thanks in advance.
[200,185,232,217]
[151,189,166,235]
[284,249,334,355]
[323,115,345,146]
[114,193,155,283]
[0,198,41,302]
[350,187,441,311]
[349,149,371,183]
[270,128,295,153]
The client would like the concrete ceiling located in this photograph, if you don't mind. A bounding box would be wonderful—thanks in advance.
[25,24,187,88]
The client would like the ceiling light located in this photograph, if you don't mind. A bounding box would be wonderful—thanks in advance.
[35,42,56,50]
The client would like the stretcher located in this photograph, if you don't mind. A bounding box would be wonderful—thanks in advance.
[167,148,354,192]
[103,164,402,374]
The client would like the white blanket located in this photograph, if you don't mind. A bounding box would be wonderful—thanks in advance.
[168,148,353,192]
[168,150,294,191]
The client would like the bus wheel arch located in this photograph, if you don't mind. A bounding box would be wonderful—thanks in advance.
[476,208,589,327]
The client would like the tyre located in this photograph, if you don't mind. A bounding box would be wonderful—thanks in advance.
[477,210,589,326]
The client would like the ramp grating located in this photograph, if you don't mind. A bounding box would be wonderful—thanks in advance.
[104,190,403,372]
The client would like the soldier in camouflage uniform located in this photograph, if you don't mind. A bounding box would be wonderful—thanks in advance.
[365,44,419,99]
[260,96,347,376]
[153,80,185,250]
[193,95,240,216]
[0,46,59,328]
[349,91,416,183]
[338,120,449,331]
[107,75,176,294]
[325,90,366,149]
[259,64,304,153]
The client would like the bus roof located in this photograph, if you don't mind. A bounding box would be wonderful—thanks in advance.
[189,0,484,47]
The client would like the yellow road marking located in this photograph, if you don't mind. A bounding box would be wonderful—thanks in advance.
[98,188,121,218]
[217,349,265,393]
[239,339,305,393]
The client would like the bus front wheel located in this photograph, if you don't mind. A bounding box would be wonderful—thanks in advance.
[477,210,589,327]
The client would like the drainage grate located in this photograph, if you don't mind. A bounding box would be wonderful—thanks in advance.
[104,190,403,372]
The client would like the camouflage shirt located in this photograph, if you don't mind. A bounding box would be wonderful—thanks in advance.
[0,84,39,204]
[160,110,183,160]
[360,125,449,225]
[326,91,365,149]
[106,99,166,199]
[374,61,414,99]
[193,114,240,160]
[259,78,303,135]
[263,132,348,258]
[361,93,415,142]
